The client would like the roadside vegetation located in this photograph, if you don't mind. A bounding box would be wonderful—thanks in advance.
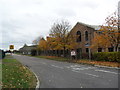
[33,55,120,68]
[2,55,37,88]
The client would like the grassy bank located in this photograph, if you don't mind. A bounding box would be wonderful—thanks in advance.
[2,55,37,88]
[34,55,120,68]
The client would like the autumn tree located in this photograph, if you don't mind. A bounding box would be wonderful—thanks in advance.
[101,12,119,51]
[49,20,72,57]
[32,36,43,45]
[91,32,111,52]
[38,37,47,50]
[91,12,120,52]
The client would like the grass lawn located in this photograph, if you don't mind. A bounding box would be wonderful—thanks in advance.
[33,55,120,68]
[2,55,37,88]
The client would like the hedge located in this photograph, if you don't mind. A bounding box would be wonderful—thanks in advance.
[93,52,120,62]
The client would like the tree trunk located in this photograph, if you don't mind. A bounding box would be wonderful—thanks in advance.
[114,44,118,52]
[63,47,66,57]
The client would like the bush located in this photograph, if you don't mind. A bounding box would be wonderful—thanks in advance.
[93,52,120,62]
[82,53,89,59]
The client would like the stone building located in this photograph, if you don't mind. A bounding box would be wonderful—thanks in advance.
[69,22,101,59]
[70,22,120,59]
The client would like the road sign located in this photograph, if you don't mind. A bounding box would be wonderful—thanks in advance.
[10,45,14,49]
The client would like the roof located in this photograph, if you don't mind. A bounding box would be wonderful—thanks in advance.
[19,45,37,51]
[77,22,101,30]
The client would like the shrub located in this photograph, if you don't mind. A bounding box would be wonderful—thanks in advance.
[82,53,89,59]
[93,52,120,62]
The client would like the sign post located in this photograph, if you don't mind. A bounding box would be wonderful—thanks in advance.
[9,45,14,54]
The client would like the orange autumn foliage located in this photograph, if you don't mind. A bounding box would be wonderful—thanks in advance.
[91,12,120,51]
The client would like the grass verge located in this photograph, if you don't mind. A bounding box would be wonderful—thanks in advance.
[33,55,120,68]
[2,55,37,88]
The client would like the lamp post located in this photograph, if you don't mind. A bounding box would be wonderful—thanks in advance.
[118,1,120,52]
[118,1,120,31]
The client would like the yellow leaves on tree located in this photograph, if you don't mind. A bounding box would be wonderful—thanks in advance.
[91,32,111,51]
[38,38,47,50]
[91,12,120,52]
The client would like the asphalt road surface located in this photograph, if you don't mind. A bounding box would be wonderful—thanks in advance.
[12,54,119,88]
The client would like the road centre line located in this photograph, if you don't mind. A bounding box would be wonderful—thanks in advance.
[95,69,118,75]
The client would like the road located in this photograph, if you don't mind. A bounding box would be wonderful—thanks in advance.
[12,54,119,88]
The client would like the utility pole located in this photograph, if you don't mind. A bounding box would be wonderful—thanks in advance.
[118,1,120,31]
[118,1,120,52]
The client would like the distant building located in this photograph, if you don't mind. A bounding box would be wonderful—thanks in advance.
[19,44,37,55]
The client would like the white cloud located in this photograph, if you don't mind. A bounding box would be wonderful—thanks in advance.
[0,0,119,50]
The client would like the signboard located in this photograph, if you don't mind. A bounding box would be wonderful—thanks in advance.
[10,45,14,49]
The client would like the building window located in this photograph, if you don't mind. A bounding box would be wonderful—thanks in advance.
[76,31,81,42]
[85,31,88,41]
[86,48,89,53]
[98,48,102,52]
[108,47,114,52]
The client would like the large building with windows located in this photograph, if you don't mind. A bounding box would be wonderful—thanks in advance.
[70,22,101,59]
[69,22,120,59]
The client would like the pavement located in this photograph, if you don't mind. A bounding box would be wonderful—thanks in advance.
[12,54,119,88]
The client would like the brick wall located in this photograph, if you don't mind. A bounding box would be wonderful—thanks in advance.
[70,22,96,59]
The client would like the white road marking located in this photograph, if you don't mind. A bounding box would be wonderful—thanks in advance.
[95,70,118,75]
[72,70,99,77]
[72,70,80,73]
[70,65,79,67]
[85,73,99,77]
[41,62,47,65]
[51,65,63,69]
[72,67,95,70]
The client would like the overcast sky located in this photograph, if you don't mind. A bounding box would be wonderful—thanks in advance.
[0,0,119,50]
